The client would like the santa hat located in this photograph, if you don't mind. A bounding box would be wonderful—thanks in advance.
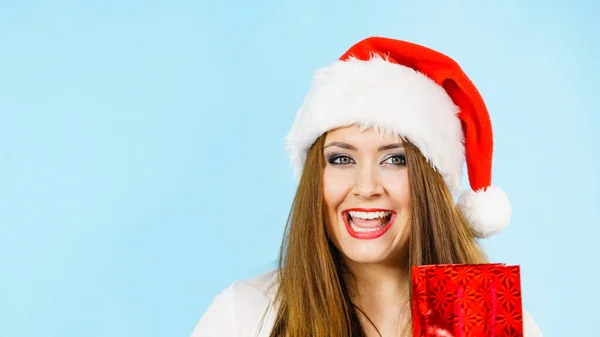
[285,36,511,238]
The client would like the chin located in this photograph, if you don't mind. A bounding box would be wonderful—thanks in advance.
[340,241,399,264]
[344,250,394,264]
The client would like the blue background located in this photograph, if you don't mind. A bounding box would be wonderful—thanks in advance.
[1,1,598,336]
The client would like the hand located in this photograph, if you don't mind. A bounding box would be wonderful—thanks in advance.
[426,325,456,337]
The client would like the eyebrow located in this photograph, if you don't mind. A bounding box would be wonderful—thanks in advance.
[378,143,404,151]
[323,142,404,152]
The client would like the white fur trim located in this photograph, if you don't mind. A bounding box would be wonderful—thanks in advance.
[457,186,511,238]
[285,54,465,194]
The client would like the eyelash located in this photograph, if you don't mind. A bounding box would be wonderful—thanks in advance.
[327,154,407,166]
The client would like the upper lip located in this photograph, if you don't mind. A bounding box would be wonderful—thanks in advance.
[342,208,395,213]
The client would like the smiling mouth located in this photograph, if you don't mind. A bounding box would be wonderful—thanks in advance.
[342,209,395,239]
[346,211,392,231]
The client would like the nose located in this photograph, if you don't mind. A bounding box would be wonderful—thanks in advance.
[352,163,384,198]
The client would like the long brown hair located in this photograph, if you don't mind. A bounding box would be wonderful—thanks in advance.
[266,130,487,337]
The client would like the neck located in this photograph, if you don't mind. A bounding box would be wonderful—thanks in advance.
[343,261,411,336]
[345,260,410,302]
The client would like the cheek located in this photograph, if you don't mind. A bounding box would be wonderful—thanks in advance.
[383,170,411,206]
[322,168,352,217]
[322,169,351,247]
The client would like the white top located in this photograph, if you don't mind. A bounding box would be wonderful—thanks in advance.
[190,270,543,337]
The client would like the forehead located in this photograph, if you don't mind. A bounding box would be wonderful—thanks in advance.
[324,124,403,146]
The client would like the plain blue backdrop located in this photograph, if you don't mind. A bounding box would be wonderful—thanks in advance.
[1,1,598,336]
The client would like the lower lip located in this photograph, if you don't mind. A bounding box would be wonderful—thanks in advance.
[342,212,396,240]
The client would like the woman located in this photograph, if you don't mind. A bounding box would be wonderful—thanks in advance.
[191,37,542,337]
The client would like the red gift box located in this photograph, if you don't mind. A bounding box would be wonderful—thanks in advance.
[411,263,523,337]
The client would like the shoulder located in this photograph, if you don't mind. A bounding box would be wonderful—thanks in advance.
[190,270,279,337]
[523,308,543,337]
[235,269,279,299]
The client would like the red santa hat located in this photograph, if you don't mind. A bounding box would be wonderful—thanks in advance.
[285,36,511,238]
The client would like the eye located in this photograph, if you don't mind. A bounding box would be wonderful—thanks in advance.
[382,154,406,166]
[328,154,355,165]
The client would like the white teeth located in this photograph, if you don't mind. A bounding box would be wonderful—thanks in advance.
[347,210,392,232]
[348,211,391,219]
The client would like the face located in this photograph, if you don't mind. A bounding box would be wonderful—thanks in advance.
[323,125,411,266]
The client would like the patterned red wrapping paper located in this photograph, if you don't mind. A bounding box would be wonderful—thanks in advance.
[411,263,523,337]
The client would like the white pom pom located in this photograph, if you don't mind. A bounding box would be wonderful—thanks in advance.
[457,186,512,238]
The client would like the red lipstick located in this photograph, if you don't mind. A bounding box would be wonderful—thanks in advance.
[341,208,396,240]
